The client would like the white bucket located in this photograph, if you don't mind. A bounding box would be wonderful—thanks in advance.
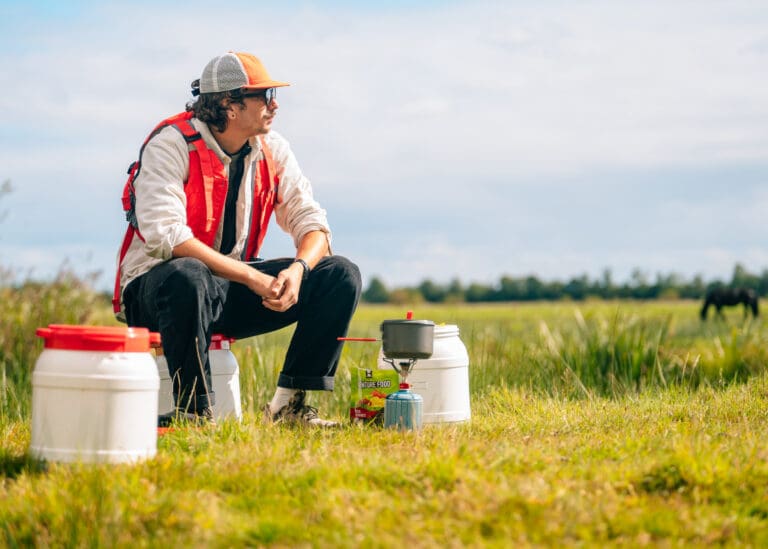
[31,325,159,463]
[378,324,470,424]
[155,334,242,421]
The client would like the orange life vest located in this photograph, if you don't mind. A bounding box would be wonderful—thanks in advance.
[113,111,279,313]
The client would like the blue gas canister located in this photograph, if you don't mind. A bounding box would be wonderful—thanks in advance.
[384,383,423,430]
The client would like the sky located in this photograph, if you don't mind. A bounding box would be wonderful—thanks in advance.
[1,0,767,292]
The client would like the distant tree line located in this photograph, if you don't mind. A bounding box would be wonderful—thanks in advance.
[362,264,768,304]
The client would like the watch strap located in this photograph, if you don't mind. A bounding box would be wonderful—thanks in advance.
[293,258,310,280]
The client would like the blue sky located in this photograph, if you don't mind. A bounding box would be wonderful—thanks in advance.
[1,0,767,291]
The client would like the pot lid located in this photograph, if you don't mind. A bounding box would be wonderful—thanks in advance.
[380,319,435,327]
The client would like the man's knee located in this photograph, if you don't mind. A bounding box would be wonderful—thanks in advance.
[320,255,362,297]
[162,257,220,301]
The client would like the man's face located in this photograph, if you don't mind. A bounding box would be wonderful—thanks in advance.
[230,90,278,136]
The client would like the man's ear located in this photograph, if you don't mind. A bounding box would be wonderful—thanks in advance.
[221,100,237,119]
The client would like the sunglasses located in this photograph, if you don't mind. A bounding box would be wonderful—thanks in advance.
[240,88,277,106]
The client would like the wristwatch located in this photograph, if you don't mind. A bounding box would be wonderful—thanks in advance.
[293,258,310,281]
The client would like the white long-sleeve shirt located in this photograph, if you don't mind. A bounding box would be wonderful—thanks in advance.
[117,116,331,297]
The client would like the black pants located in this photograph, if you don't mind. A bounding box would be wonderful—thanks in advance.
[123,255,362,413]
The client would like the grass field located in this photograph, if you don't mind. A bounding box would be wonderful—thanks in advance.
[2,299,768,547]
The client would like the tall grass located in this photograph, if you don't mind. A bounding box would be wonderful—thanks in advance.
[3,288,768,419]
[0,269,109,420]
[1,275,766,421]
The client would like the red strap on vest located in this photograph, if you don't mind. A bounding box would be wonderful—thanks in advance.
[173,118,218,233]
[260,135,277,180]
[197,147,216,232]
[245,136,279,260]
[113,225,136,313]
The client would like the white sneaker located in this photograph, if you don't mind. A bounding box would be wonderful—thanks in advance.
[264,390,340,428]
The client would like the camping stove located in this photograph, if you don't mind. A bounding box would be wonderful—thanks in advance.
[380,314,435,430]
[338,311,435,429]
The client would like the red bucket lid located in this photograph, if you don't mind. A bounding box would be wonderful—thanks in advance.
[35,324,157,352]
[210,334,234,350]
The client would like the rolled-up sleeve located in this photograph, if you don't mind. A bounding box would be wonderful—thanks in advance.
[269,132,332,248]
[133,128,195,259]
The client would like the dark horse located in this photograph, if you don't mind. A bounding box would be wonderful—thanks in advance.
[700,287,759,320]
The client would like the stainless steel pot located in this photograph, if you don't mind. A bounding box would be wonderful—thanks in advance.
[380,319,435,359]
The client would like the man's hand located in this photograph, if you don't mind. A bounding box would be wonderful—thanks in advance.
[243,269,279,300]
[261,262,305,312]
[260,231,329,311]
[171,233,328,311]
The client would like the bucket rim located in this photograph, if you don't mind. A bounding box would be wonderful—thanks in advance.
[36,324,157,352]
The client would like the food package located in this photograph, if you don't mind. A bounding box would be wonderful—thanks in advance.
[349,366,400,424]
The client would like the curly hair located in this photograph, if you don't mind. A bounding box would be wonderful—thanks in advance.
[186,79,246,133]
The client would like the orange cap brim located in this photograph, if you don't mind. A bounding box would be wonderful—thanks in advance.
[236,52,290,89]
[242,81,290,90]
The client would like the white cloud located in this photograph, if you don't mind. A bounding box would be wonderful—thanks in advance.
[5,1,767,181]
